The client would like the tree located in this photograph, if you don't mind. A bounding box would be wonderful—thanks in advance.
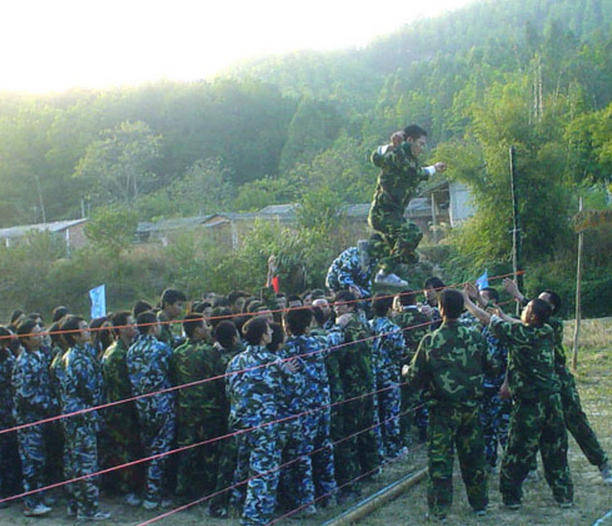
[84,204,138,252]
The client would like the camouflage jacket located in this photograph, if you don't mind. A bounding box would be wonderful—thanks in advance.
[127,333,175,421]
[49,346,67,407]
[393,306,431,363]
[101,338,138,424]
[404,320,497,408]
[489,315,559,399]
[157,311,184,349]
[12,349,58,424]
[60,343,105,428]
[0,347,15,427]
[369,316,405,374]
[369,142,429,219]
[171,339,226,420]
[548,316,573,385]
[481,325,508,389]
[226,344,297,431]
[325,246,376,298]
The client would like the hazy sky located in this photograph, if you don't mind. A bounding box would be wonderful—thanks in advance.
[2,0,475,93]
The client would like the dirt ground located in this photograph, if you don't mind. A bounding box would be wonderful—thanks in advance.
[1,318,610,526]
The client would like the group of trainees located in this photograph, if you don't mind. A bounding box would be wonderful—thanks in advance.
[0,277,610,524]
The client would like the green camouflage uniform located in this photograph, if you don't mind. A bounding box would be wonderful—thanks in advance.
[171,338,226,497]
[490,316,573,506]
[368,142,430,275]
[549,316,607,468]
[404,320,497,519]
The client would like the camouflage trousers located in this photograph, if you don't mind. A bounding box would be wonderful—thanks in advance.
[500,393,573,506]
[0,428,21,498]
[401,384,428,446]
[331,393,381,489]
[479,386,510,468]
[561,374,607,467]
[232,425,282,526]
[175,415,224,497]
[368,210,422,275]
[427,404,488,519]
[63,418,100,516]
[278,419,315,511]
[16,424,48,509]
[302,409,337,500]
[208,432,237,516]
[375,368,401,457]
[139,413,176,503]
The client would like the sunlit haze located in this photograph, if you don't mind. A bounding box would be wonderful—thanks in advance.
[2,0,475,93]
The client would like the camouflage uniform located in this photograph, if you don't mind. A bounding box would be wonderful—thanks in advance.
[549,317,608,468]
[171,338,226,496]
[59,343,105,516]
[404,320,497,519]
[369,316,404,457]
[393,306,430,445]
[479,325,510,469]
[0,347,20,499]
[325,246,376,298]
[489,316,573,506]
[226,344,296,526]
[12,349,58,510]
[157,311,185,349]
[326,316,381,490]
[100,339,143,495]
[279,335,336,502]
[368,142,429,275]
[127,334,176,504]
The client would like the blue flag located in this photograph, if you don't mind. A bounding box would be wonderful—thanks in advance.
[475,270,489,290]
[89,285,106,319]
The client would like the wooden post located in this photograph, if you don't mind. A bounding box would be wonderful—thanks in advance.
[572,197,583,371]
[430,192,438,243]
[509,146,522,315]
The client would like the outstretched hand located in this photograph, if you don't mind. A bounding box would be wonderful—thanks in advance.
[434,162,446,173]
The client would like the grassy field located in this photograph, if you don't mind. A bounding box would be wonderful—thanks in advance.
[2,319,610,526]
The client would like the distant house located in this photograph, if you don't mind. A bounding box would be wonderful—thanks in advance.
[0,218,88,254]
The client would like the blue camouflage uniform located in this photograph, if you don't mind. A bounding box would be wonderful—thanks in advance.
[226,344,295,526]
[0,347,20,500]
[325,247,376,298]
[127,333,176,504]
[279,335,337,502]
[369,316,405,457]
[59,343,105,516]
[12,349,58,510]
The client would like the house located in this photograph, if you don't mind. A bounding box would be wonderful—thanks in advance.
[0,218,88,254]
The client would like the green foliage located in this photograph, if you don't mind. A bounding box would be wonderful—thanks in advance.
[84,204,138,252]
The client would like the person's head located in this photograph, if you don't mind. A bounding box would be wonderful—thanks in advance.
[9,309,25,328]
[60,315,90,348]
[28,312,44,328]
[424,277,445,307]
[312,298,331,320]
[284,307,313,337]
[182,312,210,341]
[538,290,561,315]
[479,287,499,306]
[403,124,428,157]
[133,299,153,318]
[372,293,394,317]
[213,296,231,309]
[191,301,213,318]
[111,311,137,346]
[136,311,159,337]
[438,289,464,321]
[228,291,249,313]
[214,320,239,349]
[160,288,186,318]
[210,307,232,328]
[0,326,14,352]
[287,295,303,308]
[394,289,418,311]
[242,316,271,346]
[17,319,42,350]
[276,293,287,311]
[521,299,551,327]
[333,290,355,316]
[48,322,67,349]
[267,322,285,352]
[90,316,113,350]
[51,306,70,323]
[311,306,326,327]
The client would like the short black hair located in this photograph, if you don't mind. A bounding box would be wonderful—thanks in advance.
[214,320,238,349]
[52,306,69,322]
[372,293,393,317]
[183,313,205,339]
[160,288,186,308]
[311,306,326,326]
[16,319,39,343]
[213,296,230,308]
[9,309,24,325]
[284,307,313,336]
[48,322,64,347]
[541,290,561,315]
[242,316,269,346]
[397,289,417,306]
[287,295,303,305]
[334,290,356,309]
[267,322,285,352]
[530,299,552,326]
[28,312,43,323]
[228,290,249,305]
[438,289,464,319]
[0,326,12,349]
[403,124,427,140]
[210,307,232,327]
[111,311,133,337]
[133,299,153,318]
[480,287,499,303]
[424,277,445,290]
[60,315,86,347]
[136,311,157,335]
[191,301,212,314]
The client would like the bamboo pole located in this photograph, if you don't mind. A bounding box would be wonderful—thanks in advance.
[572,197,583,371]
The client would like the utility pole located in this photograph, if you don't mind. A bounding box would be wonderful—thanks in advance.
[509,146,522,315]
[572,197,584,370]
